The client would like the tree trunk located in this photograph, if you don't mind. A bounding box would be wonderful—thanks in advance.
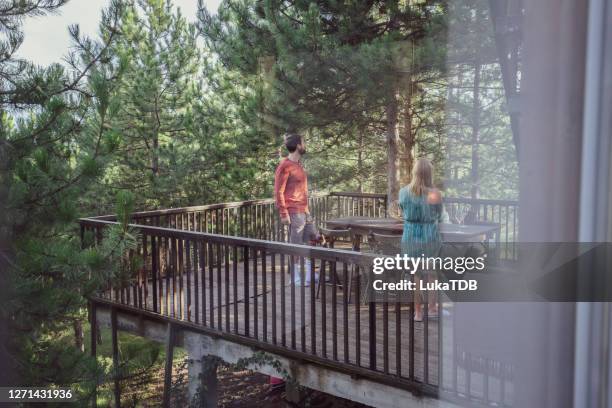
[73,318,85,352]
[152,132,159,177]
[386,92,401,204]
[357,129,364,193]
[471,59,482,200]
[0,142,16,387]
[401,80,415,186]
[0,245,16,386]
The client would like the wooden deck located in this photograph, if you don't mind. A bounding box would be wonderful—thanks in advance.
[102,253,441,386]
[81,195,515,406]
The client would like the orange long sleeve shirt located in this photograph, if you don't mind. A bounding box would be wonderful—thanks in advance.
[274,158,309,218]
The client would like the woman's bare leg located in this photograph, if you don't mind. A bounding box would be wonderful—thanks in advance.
[414,273,424,321]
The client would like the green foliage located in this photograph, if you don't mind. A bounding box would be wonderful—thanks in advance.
[84,327,182,406]
[115,190,135,226]
[93,0,208,209]
[0,0,138,401]
[199,0,450,197]
[442,0,518,199]
[79,191,143,297]
[198,0,516,200]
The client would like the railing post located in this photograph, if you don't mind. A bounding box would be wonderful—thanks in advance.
[163,323,176,407]
[80,223,85,249]
[369,302,376,370]
[384,196,388,217]
[110,307,121,408]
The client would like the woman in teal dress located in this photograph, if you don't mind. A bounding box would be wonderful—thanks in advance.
[398,158,442,320]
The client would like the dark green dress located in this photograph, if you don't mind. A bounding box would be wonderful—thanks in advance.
[398,186,442,257]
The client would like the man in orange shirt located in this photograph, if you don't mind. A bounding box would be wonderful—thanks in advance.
[270,132,320,391]
[274,133,319,284]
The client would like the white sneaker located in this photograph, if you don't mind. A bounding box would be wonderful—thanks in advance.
[292,261,319,286]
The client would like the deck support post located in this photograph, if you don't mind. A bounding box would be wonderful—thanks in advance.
[190,355,219,407]
[184,332,220,407]
[89,302,97,408]
[110,307,121,408]
[285,381,305,404]
[163,323,176,407]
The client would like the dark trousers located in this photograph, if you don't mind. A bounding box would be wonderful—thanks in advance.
[288,213,318,245]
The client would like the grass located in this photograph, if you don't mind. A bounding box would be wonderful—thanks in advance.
[83,322,187,406]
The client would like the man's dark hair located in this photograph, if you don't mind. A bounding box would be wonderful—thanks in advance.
[284,133,302,153]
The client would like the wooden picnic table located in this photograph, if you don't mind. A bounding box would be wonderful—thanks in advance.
[325,216,500,250]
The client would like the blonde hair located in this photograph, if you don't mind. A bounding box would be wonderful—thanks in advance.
[409,158,434,196]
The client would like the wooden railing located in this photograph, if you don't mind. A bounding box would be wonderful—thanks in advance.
[88,192,517,246]
[443,197,518,259]
[79,218,440,397]
[88,192,388,242]
[81,192,517,404]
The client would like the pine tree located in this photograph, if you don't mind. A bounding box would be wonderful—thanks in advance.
[443,0,517,200]
[99,0,203,209]
[1,0,126,398]
[199,0,447,202]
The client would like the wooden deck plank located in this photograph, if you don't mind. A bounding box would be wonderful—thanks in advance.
[102,254,512,404]
[104,254,440,385]
[105,255,512,401]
